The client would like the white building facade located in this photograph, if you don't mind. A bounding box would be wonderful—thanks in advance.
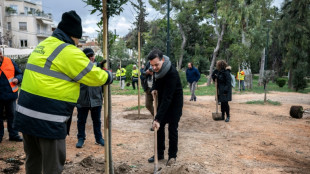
[0,0,53,48]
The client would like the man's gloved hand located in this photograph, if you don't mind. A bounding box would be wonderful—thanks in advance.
[99,60,107,69]
[104,70,113,85]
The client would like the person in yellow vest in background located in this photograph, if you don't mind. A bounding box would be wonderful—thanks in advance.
[13,11,112,174]
[131,65,139,90]
[116,65,126,90]
[236,69,245,91]
[0,50,23,143]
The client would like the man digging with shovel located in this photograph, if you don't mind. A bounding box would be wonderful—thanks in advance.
[147,49,183,166]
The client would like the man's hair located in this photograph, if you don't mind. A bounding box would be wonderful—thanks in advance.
[216,60,227,70]
[147,49,163,61]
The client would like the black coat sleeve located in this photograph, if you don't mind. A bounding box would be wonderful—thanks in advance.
[12,60,23,84]
[155,72,178,123]
[223,71,231,94]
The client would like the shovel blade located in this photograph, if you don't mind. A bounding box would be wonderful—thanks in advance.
[212,112,222,121]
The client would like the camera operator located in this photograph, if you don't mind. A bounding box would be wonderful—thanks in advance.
[141,61,154,130]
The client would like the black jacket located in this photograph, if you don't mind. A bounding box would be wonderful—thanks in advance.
[141,61,152,91]
[0,58,23,101]
[212,69,232,102]
[153,66,183,123]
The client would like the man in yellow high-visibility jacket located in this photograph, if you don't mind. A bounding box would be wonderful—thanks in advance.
[236,69,245,91]
[116,65,126,89]
[13,11,112,174]
[131,65,139,90]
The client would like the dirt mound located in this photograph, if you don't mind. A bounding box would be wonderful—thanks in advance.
[123,114,152,120]
[114,163,132,174]
[1,157,24,174]
[64,155,105,174]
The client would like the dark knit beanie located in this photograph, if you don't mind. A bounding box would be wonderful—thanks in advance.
[83,48,94,57]
[57,10,82,39]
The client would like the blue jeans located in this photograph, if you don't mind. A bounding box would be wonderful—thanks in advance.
[240,80,245,91]
[0,100,19,139]
[77,106,103,142]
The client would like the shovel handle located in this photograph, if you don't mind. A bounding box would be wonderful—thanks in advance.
[152,92,158,170]
[215,79,219,113]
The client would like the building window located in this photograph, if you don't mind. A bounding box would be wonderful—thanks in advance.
[20,40,28,47]
[19,22,27,31]
[7,22,11,30]
[10,5,18,14]
[30,8,35,15]
[24,7,28,15]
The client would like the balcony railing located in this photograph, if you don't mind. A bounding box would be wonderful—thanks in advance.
[6,12,53,20]
[36,32,52,37]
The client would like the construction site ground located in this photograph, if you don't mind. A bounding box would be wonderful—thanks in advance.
[1,91,310,174]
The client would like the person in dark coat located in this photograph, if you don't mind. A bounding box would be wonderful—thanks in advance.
[141,61,154,117]
[186,62,200,101]
[147,49,183,166]
[0,50,23,143]
[212,60,232,122]
[75,48,105,148]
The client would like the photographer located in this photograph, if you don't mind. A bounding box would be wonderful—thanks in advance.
[141,61,154,118]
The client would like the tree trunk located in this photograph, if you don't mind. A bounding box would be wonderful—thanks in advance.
[207,23,225,86]
[288,67,293,89]
[177,24,186,70]
[258,48,265,86]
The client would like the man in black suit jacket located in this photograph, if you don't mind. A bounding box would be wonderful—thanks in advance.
[147,49,183,166]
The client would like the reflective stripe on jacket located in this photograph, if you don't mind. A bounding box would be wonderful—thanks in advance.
[132,69,139,78]
[14,36,109,139]
[0,57,18,92]
[116,68,126,77]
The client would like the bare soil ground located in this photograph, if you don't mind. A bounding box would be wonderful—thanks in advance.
[1,91,310,174]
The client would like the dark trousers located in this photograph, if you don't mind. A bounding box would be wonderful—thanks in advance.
[132,78,138,90]
[23,133,66,174]
[157,118,180,158]
[77,106,103,142]
[145,89,154,116]
[221,101,230,119]
[0,100,19,139]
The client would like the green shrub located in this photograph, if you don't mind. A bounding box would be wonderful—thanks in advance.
[276,78,286,88]
[125,64,133,82]
[14,56,29,72]
[178,70,187,89]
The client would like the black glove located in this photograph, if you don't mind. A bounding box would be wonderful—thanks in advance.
[104,70,113,85]
[99,60,107,69]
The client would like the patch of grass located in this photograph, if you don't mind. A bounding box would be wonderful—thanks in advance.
[126,105,146,111]
[197,74,207,85]
[0,146,17,153]
[111,75,310,95]
[111,80,144,95]
[246,99,281,106]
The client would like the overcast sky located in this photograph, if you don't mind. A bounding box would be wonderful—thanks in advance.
[40,0,284,38]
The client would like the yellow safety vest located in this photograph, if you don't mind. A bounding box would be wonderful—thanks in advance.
[116,68,126,77]
[132,69,139,78]
[14,36,109,139]
[237,71,245,80]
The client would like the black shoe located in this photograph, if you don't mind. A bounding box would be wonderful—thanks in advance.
[225,117,230,122]
[9,136,23,142]
[148,155,164,163]
[76,139,84,148]
[194,97,196,101]
[221,115,225,120]
[190,99,193,101]
[0,137,2,143]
